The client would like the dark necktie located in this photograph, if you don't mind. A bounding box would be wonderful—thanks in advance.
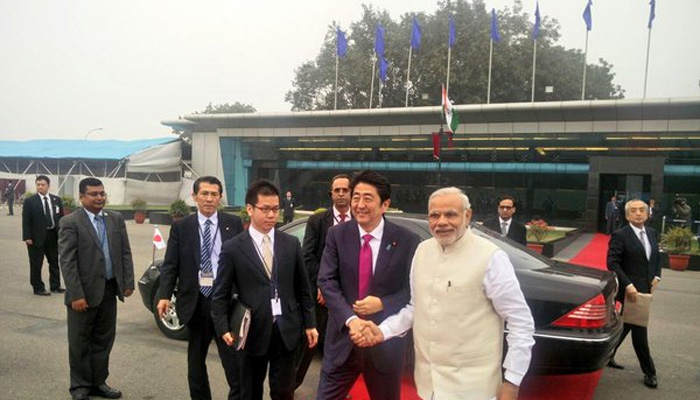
[94,215,113,279]
[358,234,373,299]
[43,196,53,229]
[200,220,213,297]
[340,213,347,223]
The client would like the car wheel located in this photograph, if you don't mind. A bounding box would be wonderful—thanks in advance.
[152,290,189,341]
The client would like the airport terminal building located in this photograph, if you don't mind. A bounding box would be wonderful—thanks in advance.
[162,97,700,231]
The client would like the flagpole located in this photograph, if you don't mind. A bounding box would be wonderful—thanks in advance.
[581,30,589,100]
[643,27,652,98]
[446,47,452,97]
[531,39,537,102]
[369,53,377,109]
[487,39,494,104]
[334,52,339,110]
[152,225,157,264]
[405,46,413,107]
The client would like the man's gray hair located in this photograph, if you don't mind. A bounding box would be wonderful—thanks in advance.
[624,198,649,215]
[429,187,471,210]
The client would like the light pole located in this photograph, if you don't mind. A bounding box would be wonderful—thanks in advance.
[84,127,103,140]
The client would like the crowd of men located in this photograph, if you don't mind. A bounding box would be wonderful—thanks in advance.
[16,170,665,399]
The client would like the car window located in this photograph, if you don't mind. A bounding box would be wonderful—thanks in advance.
[283,221,307,242]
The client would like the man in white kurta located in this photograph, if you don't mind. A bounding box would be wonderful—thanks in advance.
[352,187,535,400]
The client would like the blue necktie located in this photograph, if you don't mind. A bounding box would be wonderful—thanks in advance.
[94,215,113,279]
[200,220,213,297]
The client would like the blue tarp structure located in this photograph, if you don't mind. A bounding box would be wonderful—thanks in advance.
[0,138,175,159]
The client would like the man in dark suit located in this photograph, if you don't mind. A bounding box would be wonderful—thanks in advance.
[212,180,318,400]
[316,170,421,400]
[605,195,620,234]
[607,199,660,389]
[483,195,527,246]
[157,176,243,400]
[281,190,296,225]
[22,175,64,295]
[59,177,134,400]
[646,198,660,230]
[295,174,352,388]
[5,181,15,215]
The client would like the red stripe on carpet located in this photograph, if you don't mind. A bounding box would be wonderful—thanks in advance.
[568,233,610,270]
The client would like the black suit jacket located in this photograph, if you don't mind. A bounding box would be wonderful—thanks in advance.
[302,209,335,294]
[22,193,63,246]
[483,217,528,246]
[607,224,661,302]
[211,229,316,356]
[318,218,420,371]
[157,212,243,326]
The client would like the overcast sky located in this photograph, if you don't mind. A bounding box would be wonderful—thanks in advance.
[1,0,698,141]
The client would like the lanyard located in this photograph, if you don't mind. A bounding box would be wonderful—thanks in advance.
[252,236,279,299]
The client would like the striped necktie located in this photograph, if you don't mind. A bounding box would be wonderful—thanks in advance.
[200,219,213,297]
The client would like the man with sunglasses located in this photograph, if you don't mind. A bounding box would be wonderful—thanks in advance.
[59,178,134,400]
[483,195,527,246]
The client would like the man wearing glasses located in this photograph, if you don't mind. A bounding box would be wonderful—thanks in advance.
[157,176,243,399]
[212,180,318,400]
[59,178,134,400]
[483,195,527,246]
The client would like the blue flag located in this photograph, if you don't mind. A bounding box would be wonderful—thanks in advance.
[583,0,592,31]
[336,28,348,58]
[490,9,501,43]
[448,15,456,48]
[379,56,388,83]
[411,16,422,49]
[374,24,385,56]
[648,0,656,29]
[533,2,541,39]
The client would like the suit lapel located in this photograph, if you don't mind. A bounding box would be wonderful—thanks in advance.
[344,221,361,284]
[186,216,201,266]
[78,209,102,249]
[238,231,270,281]
[374,219,397,282]
[626,225,648,259]
[218,213,237,242]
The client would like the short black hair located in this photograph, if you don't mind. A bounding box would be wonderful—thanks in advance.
[349,170,391,203]
[36,175,50,185]
[79,177,103,194]
[193,176,223,195]
[330,174,351,188]
[498,195,516,206]
[245,180,280,206]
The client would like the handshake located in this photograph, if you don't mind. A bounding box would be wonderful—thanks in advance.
[348,318,385,348]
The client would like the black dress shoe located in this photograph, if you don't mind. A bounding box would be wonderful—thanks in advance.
[607,359,625,369]
[90,384,122,399]
[71,392,89,400]
[51,287,66,293]
[33,289,51,296]
[644,374,658,388]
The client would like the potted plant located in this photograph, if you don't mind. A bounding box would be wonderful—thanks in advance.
[131,198,148,224]
[526,219,552,254]
[168,199,190,222]
[661,226,694,271]
[61,195,76,215]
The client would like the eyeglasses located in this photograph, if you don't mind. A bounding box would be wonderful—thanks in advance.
[252,205,280,214]
[498,205,513,210]
[84,191,107,198]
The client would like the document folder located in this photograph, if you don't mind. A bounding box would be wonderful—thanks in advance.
[228,297,251,351]
[623,293,652,327]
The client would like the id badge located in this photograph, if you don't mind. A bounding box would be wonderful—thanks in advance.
[199,271,214,287]
[271,298,282,316]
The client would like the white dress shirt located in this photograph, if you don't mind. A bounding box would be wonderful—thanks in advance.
[248,224,276,271]
[197,212,223,279]
[332,206,352,226]
[380,246,535,388]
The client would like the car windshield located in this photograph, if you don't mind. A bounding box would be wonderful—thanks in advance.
[282,214,550,271]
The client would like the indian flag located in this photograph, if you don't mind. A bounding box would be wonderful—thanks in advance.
[441,84,460,133]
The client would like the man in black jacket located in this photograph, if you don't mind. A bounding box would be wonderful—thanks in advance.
[295,174,352,388]
[22,175,64,295]
[157,176,243,400]
[212,180,317,400]
[482,195,527,246]
[606,199,660,389]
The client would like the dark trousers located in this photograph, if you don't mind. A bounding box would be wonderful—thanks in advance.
[317,346,403,400]
[7,199,13,215]
[295,304,327,388]
[240,323,297,400]
[606,218,617,234]
[187,294,240,400]
[67,279,117,396]
[27,229,61,292]
[613,322,656,376]
[283,215,293,225]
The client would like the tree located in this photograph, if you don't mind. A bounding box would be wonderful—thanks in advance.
[172,101,257,142]
[285,0,624,111]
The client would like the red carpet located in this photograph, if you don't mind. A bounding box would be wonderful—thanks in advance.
[568,233,610,270]
[348,234,610,399]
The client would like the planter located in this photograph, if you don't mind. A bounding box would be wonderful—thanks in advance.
[134,212,147,224]
[527,243,544,254]
[668,254,690,271]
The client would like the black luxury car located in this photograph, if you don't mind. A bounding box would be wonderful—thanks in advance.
[138,215,623,375]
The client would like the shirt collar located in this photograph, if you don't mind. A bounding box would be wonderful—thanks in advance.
[630,223,646,235]
[358,217,385,240]
[333,206,351,221]
[499,217,511,226]
[84,208,105,221]
[197,211,218,226]
[249,225,275,246]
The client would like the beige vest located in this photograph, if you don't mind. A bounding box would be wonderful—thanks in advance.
[412,229,502,400]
